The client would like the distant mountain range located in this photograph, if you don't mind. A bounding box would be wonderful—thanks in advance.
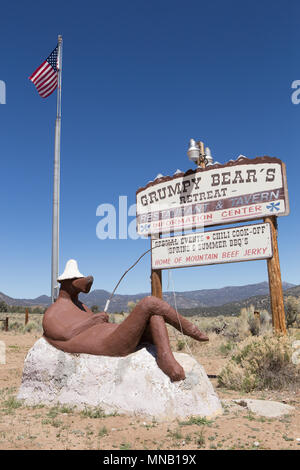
[179,284,300,317]
[0,282,296,315]
[0,293,51,308]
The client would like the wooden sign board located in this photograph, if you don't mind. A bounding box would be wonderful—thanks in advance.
[136,156,289,236]
[151,222,272,269]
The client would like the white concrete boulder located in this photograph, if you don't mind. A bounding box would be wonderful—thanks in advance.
[17,337,222,420]
[227,399,295,418]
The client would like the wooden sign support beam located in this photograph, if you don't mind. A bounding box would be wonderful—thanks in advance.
[150,234,167,343]
[151,234,163,299]
[264,216,286,334]
[151,269,162,299]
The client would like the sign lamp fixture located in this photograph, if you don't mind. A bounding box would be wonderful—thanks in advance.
[187,139,214,167]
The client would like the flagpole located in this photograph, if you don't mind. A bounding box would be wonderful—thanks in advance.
[51,35,63,303]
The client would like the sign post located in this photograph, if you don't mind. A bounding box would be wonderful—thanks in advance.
[264,215,286,334]
[151,267,163,299]
[150,234,166,345]
[151,234,163,300]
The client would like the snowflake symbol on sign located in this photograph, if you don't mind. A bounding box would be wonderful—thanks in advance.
[266,202,280,212]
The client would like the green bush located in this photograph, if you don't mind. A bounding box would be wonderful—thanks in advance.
[0,301,8,313]
[284,296,300,328]
[220,306,272,342]
[218,334,300,392]
[80,406,106,418]
[176,339,185,351]
[23,321,41,333]
[191,307,272,343]
[219,341,235,356]
[6,317,43,333]
[8,321,24,332]
[127,301,137,313]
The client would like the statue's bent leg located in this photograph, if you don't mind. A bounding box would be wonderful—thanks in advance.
[136,296,209,381]
[137,296,209,342]
[104,300,185,381]
[101,302,153,356]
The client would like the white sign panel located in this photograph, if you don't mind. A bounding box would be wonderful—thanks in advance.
[151,223,273,269]
[136,156,289,235]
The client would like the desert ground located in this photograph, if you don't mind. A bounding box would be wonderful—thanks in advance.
[0,313,299,450]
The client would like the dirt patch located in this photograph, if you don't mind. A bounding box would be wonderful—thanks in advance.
[0,330,299,450]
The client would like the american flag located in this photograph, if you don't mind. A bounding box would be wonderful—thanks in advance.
[29,45,58,98]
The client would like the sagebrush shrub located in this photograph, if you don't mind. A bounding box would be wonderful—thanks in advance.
[221,306,272,342]
[218,334,300,392]
[284,296,300,328]
[7,321,23,332]
[23,320,41,333]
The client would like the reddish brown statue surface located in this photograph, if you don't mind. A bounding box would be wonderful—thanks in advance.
[43,260,209,382]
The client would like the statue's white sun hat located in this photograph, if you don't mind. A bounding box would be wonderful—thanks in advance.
[57,259,85,282]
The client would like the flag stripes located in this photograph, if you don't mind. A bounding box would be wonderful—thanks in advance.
[29,45,58,98]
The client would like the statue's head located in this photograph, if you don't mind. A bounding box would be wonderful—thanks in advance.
[57,260,94,295]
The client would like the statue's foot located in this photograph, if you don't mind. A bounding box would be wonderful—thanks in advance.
[157,353,186,382]
[196,330,209,342]
[189,325,209,342]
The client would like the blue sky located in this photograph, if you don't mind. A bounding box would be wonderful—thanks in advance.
[0,0,299,298]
